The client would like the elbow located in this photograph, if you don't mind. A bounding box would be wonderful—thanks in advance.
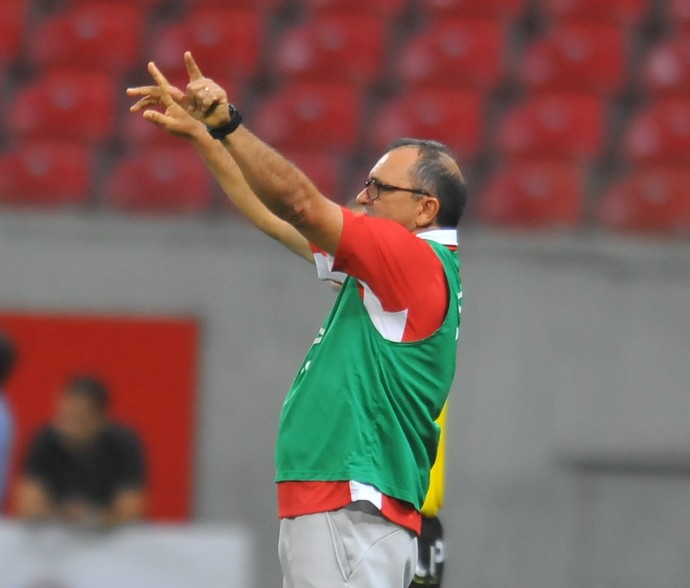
[271,187,317,229]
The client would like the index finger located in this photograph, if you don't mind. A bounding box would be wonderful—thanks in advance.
[184,51,204,82]
[147,61,174,106]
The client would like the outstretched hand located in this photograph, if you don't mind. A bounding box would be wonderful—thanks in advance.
[182,51,231,128]
[129,61,202,139]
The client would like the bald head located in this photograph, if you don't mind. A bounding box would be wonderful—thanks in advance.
[386,139,467,227]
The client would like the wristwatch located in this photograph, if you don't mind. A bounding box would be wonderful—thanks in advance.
[207,104,242,140]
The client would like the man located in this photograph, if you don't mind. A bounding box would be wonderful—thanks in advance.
[15,376,146,526]
[128,53,465,587]
[0,332,17,505]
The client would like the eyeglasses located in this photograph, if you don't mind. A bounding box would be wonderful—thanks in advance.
[364,178,432,202]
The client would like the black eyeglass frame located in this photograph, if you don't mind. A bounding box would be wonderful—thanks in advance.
[364,178,432,202]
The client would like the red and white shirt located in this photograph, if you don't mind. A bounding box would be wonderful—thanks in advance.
[278,208,459,535]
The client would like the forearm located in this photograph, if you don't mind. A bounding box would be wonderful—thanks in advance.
[189,127,312,261]
[15,478,56,519]
[101,489,145,526]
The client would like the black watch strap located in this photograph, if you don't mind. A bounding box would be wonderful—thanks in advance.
[207,105,242,140]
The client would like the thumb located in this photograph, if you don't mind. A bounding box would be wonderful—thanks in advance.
[184,51,204,82]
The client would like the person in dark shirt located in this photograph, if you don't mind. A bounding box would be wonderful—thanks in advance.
[15,375,146,526]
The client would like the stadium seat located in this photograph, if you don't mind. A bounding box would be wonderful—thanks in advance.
[623,98,690,165]
[274,15,387,86]
[497,92,606,160]
[418,0,526,19]
[184,0,285,10]
[670,0,690,32]
[151,8,263,84]
[105,147,213,214]
[370,88,485,158]
[252,83,363,151]
[643,36,690,97]
[541,0,647,25]
[519,23,627,95]
[478,160,583,229]
[0,141,92,207]
[8,70,117,144]
[0,0,26,63]
[27,4,144,75]
[597,166,690,234]
[301,0,406,18]
[397,18,505,91]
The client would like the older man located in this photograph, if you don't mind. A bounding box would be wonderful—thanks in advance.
[128,54,465,588]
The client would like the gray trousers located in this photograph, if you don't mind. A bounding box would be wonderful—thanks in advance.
[279,501,417,588]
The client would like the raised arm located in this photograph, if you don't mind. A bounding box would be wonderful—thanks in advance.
[137,56,344,256]
[127,58,312,262]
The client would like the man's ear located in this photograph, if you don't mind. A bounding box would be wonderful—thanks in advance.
[417,197,440,228]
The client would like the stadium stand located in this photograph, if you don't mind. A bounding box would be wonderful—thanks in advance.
[0,0,26,65]
[643,36,690,96]
[105,146,213,214]
[273,14,388,85]
[0,141,92,208]
[478,160,583,229]
[252,83,362,151]
[623,98,690,165]
[301,0,406,17]
[0,0,686,237]
[150,8,263,85]
[540,0,648,26]
[418,0,527,19]
[371,88,485,158]
[519,22,628,95]
[497,92,606,160]
[598,166,690,234]
[8,70,117,145]
[27,4,144,75]
[396,18,505,91]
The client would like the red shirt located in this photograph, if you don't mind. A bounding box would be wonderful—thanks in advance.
[278,208,458,535]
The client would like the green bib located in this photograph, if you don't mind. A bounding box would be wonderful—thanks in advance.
[275,240,462,509]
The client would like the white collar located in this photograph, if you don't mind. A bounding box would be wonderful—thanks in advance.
[416,228,459,247]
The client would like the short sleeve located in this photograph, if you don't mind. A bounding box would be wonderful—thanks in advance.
[23,428,53,480]
[332,208,447,312]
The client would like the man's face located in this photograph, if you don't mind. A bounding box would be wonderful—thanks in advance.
[55,391,105,447]
[355,147,436,231]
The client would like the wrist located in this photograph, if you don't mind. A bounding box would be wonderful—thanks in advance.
[207,104,242,140]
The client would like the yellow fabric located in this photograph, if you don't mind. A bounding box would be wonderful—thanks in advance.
[420,403,447,517]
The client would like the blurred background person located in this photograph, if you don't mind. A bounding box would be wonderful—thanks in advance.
[15,375,146,527]
[0,332,17,505]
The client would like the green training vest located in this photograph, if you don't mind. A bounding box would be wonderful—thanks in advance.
[275,240,462,510]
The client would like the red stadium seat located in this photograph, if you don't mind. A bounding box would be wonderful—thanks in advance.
[541,0,647,25]
[670,0,690,32]
[252,83,363,151]
[0,0,26,63]
[105,147,213,214]
[151,8,262,84]
[274,15,387,85]
[418,0,526,19]
[598,166,690,234]
[184,0,285,10]
[479,160,583,229]
[0,141,92,207]
[497,92,606,160]
[643,36,690,97]
[302,0,406,17]
[27,4,144,75]
[371,88,485,158]
[520,23,627,95]
[397,18,505,91]
[8,70,117,144]
[623,99,690,165]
